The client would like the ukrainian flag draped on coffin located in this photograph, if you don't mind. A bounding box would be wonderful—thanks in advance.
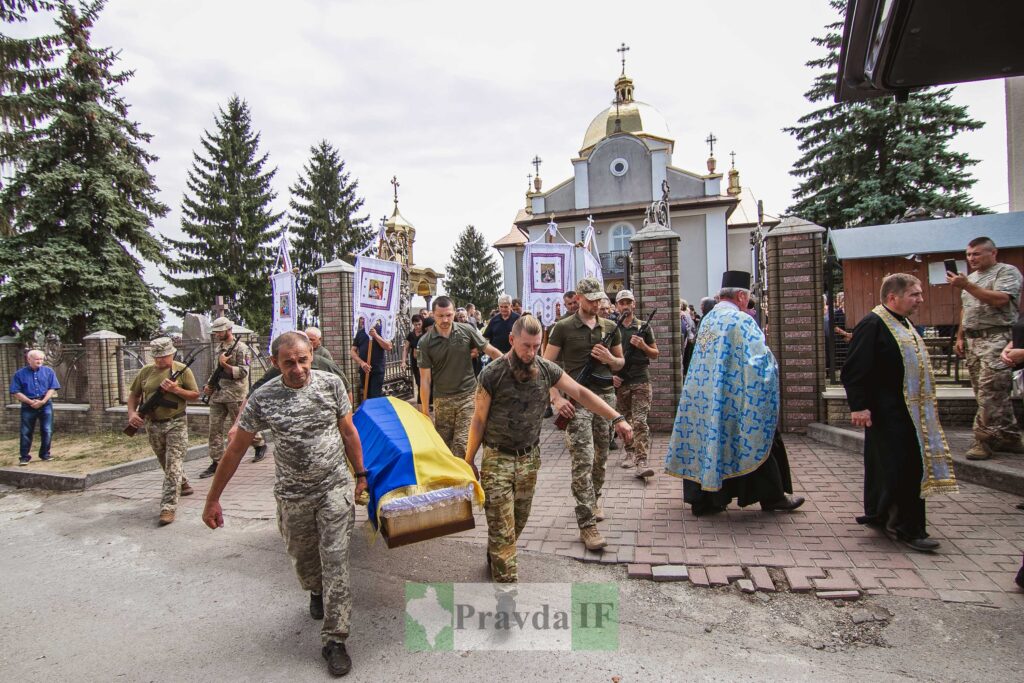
[353,397,484,530]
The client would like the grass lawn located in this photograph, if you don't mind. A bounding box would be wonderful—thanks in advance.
[0,431,205,475]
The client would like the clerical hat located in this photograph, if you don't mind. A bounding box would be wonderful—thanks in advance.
[721,270,751,289]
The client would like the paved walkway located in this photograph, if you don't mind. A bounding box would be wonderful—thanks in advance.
[92,422,1024,608]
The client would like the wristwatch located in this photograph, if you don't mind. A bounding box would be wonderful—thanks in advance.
[611,415,627,426]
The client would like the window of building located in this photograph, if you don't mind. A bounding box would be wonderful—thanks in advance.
[610,157,629,177]
[610,223,634,252]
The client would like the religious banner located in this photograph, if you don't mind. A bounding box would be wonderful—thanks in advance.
[353,255,402,341]
[581,221,604,289]
[522,220,575,327]
[268,236,297,350]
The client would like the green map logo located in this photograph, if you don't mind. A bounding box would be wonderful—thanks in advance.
[405,582,454,651]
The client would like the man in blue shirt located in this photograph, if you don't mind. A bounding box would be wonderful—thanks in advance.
[350,318,393,400]
[9,349,61,465]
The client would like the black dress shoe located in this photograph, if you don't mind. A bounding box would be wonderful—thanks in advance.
[900,536,940,553]
[198,462,217,479]
[761,495,806,512]
[310,592,324,620]
[691,504,727,518]
[321,640,351,677]
[252,444,268,463]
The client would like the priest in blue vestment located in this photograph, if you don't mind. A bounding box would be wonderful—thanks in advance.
[665,271,805,516]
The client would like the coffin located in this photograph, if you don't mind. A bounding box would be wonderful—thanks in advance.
[352,397,484,548]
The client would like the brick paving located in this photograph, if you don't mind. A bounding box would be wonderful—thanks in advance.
[91,421,1024,607]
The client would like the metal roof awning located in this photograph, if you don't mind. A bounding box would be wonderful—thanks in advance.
[828,212,1024,260]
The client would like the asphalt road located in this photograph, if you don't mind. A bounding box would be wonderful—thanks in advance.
[2,486,1022,682]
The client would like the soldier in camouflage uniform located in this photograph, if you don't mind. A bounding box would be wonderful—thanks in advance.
[418,296,501,458]
[612,290,659,478]
[127,337,201,526]
[199,317,266,478]
[949,237,1024,459]
[543,277,626,551]
[466,316,632,583]
[203,331,367,678]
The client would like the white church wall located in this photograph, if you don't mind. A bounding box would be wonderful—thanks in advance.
[703,207,730,296]
[500,248,520,298]
[727,227,755,273]
[573,160,589,209]
[651,150,668,201]
[588,137,652,208]
[545,180,576,213]
[672,213,709,304]
[665,168,707,199]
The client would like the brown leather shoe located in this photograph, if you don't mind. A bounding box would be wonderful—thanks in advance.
[966,441,992,460]
[158,510,175,526]
[580,526,607,551]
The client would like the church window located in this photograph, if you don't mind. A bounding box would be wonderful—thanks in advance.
[610,223,634,252]
[610,158,629,177]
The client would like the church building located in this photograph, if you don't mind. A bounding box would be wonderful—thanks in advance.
[493,55,776,305]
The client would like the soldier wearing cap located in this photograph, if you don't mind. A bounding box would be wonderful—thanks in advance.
[199,317,266,479]
[612,289,659,478]
[127,337,201,526]
[543,277,626,551]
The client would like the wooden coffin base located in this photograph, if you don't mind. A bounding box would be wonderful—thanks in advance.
[380,499,475,549]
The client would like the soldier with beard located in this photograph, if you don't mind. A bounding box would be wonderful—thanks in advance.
[465,315,633,584]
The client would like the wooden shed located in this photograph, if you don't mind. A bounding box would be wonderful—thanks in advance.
[829,213,1024,327]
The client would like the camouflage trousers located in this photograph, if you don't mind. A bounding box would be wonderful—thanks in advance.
[566,386,616,529]
[433,389,475,459]
[616,381,652,465]
[965,331,1022,446]
[277,483,355,644]
[208,400,264,462]
[146,415,189,513]
[481,445,541,583]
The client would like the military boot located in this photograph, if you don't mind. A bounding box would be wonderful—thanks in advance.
[580,526,607,551]
[321,641,351,677]
[158,510,175,526]
[965,441,992,460]
[635,461,655,478]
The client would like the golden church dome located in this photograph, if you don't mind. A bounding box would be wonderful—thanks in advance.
[580,74,673,153]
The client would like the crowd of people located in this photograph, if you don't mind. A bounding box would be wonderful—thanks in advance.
[7,236,1023,677]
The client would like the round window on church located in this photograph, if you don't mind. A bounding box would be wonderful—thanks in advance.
[610,158,629,177]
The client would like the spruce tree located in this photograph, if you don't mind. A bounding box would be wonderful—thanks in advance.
[1,0,60,235]
[785,0,987,228]
[287,140,371,325]
[444,225,502,313]
[164,96,283,335]
[0,0,168,341]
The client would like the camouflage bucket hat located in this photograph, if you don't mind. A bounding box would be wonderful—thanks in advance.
[576,277,606,301]
[211,316,233,333]
[150,337,177,358]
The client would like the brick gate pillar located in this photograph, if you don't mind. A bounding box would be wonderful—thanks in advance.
[82,330,125,431]
[0,336,23,435]
[316,259,356,398]
[630,223,682,432]
[764,217,826,433]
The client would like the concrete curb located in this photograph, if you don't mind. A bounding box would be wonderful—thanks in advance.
[806,423,1024,497]
[0,444,209,492]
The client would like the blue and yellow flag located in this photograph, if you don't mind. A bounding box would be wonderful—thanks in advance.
[353,397,485,529]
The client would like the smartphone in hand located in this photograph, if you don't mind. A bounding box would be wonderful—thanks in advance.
[944,259,958,275]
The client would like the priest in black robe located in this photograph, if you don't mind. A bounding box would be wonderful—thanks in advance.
[842,273,958,553]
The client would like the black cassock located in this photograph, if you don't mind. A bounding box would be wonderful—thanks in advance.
[683,432,793,514]
[841,308,928,541]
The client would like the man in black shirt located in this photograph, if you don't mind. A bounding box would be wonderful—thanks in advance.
[483,294,519,354]
[350,318,393,400]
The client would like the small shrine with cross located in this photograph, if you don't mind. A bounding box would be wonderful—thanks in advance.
[492,44,777,304]
[383,175,443,308]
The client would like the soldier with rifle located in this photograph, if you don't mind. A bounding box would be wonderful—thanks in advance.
[199,317,267,479]
[126,337,201,526]
[612,290,659,479]
[543,277,626,551]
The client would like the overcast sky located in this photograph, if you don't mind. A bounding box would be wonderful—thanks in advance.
[14,0,1011,317]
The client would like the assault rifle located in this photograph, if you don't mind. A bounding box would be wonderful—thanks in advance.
[554,316,627,430]
[201,337,241,405]
[124,347,203,436]
[617,308,659,378]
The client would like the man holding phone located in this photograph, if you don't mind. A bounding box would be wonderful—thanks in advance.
[947,237,1023,460]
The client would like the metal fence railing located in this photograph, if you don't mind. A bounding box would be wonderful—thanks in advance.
[42,343,88,403]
